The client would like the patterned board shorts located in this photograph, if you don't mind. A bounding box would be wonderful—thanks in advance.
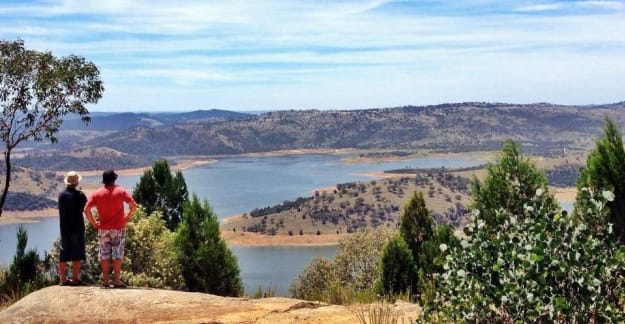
[98,229,126,260]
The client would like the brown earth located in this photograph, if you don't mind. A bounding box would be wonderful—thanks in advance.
[0,286,421,323]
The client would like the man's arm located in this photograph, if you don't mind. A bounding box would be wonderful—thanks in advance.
[84,204,100,229]
[125,199,137,223]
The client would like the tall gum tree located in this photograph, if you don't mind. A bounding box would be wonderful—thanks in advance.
[0,39,103,216]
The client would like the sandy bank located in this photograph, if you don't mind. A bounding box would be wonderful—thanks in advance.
[0,208,57,225]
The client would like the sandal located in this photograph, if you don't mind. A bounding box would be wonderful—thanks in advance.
[113,282,127,289]
[71,280,86,286]
[60,280,72,286]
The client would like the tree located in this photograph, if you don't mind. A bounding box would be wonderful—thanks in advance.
[575,117,625,242]
[289,257,334,300]
[0,39,103,217]
[378,236,417,297]
[133,160,188,230]
[123,209,184,289]
[433,187,625,322]
[175,194,242,296]
[471,139,558,226]
[1,226,53,304]
[418,223,459,277]
[333,227,395,291]
[399,191,433,270]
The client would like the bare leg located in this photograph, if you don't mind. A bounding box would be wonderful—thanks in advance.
[71,260,81,282]
[100,260,110,285]
[59,262,67,284]
[113,258,123,285]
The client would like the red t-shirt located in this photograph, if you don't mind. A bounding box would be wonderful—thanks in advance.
[86,185,135,230]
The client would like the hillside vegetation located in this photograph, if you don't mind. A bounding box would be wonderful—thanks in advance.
[89,102,625,156]
[223,168,472,236]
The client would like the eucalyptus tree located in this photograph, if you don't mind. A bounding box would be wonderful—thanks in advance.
[0,39,103,216]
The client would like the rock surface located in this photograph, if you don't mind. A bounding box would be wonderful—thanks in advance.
[0,286,421,323]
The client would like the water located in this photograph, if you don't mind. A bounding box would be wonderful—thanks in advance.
[88,153,480,218]
[0,153,482,295]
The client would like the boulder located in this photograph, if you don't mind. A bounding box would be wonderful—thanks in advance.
[0,286,421,323]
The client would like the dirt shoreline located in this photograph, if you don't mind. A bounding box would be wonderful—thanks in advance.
[1,150,578,246]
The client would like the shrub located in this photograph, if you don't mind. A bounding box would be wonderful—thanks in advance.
[124,210,184,289]
[575,117,625,242]
[334,228,395,291]
[432,189,625,322]
[175,194,242,296]
[0,226,54,307]
[291,227,394,304]
[378,236,417,297]
[289,257,334,301]
[471,139,558,226]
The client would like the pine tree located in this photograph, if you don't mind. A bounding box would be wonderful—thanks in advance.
[175,194,242,296]
[399,191,433,266]
[133,160,188,230]
[471,139,558,226]
[378,236,417,297]
[1,226,44,297]
[575,117,625,242]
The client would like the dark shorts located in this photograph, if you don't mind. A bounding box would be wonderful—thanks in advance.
[59,232,86,262]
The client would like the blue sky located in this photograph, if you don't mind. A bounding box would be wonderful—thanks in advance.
[1,0,624,111]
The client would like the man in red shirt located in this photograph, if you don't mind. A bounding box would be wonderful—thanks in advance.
[85,170,137,288]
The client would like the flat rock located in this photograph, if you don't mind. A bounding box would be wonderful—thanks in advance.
[0,286,421,323]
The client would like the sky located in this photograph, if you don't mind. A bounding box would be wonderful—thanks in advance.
[1,0,624,112]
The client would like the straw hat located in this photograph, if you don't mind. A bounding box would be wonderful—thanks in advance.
[64,171,82,186]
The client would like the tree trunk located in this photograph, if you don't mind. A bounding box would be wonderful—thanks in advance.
[0,148,11,217]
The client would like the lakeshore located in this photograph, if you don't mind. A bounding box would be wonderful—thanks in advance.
[2,150,578,244]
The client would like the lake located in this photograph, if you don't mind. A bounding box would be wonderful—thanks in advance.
[0,153,482,295]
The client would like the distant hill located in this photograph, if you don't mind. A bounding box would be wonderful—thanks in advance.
[89,102,625,156]
[61,109,251,131]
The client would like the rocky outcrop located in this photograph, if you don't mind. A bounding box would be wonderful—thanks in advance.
[0,286,421,323]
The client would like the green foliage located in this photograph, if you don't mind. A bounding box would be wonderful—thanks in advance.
[0,39,103,216]
[175,194,242,296]
[471,139,558,226]
[334,227,395,291]
[0,226,54,306]
[123,210,184,289]
[416,224,459,283]
[378,236,417,297]
[432,190,625,322]
[399,191,433,266]
[575,117,625,242]
[290,257,334,301]
[290,228,394,304]
[133,160,188,231]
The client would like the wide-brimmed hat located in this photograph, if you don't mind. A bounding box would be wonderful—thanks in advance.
[64,171,82,186]
[102,169,118,184]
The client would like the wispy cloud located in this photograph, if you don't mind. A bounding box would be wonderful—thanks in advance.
[1,0,624,110]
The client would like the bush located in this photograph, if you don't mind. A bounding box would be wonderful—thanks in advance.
[124,210,184,289]
[290,257,333,301]
[378,236,417,297]
[432,189,625,322]
[290,227,394,304]
[0,226,55,307]
[334,228,395,291]
[575,117,625,242]
[175,194,242,296]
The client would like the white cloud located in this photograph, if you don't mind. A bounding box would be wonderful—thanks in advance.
[2,0,625,110]
[515,3,564,12]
